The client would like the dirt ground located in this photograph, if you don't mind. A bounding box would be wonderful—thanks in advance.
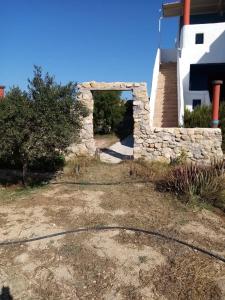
[94,134,119,149]
[0,161,225,299]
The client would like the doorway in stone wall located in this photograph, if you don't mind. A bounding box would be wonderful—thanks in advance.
[93,90,134,163]
[75,82,149,161]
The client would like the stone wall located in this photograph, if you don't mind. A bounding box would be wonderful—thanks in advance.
[68,81,150,158]
[67,81,223,164]
[134,127,223,164]
[68,88,95,157]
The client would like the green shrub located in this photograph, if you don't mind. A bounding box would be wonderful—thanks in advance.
[184,105,211,128]
[163,161,225,209]
[115,100,134,140]
[0,66,88,185]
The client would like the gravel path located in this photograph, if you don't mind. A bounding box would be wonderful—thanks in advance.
[100,135,134,163]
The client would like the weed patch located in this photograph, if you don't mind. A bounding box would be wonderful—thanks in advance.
[156,161,225,210]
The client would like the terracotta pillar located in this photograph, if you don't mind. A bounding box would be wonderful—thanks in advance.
[183,0,191,25]
[212,80,223,128]
[0,86,5,99]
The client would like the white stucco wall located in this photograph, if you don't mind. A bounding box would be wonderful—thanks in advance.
[150,48,160,126]
[160,48,177,63]
[179,22,225,112]
[177,49,184,125]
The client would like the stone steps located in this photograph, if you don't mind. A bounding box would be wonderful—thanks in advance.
[153,62,178,128]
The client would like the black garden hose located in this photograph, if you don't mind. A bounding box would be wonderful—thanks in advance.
[50,180,150,186]
[0,226,225,264]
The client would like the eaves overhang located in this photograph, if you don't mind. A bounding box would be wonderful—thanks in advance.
[163,0,225,17]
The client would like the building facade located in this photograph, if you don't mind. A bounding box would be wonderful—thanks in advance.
[150,0,225,126]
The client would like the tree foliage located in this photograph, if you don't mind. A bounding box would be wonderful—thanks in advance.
[0,66,87,184]
[115,100,134,139]
[93,91,126,135]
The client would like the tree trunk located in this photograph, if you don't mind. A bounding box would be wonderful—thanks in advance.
[22,162,28,186]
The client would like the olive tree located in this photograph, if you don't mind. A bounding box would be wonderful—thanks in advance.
[0,66,87,184]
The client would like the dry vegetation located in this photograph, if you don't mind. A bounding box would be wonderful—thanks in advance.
[0,159,225,299]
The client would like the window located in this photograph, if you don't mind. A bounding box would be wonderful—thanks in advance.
[193,99,201,109]
[195,33,204,44]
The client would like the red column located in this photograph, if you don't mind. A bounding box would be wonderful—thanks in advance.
[0,86,5,99]
[183,0,191,25]
[212,80,223,128]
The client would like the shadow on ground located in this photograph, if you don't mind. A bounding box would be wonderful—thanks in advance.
[101,148,134,161]
[0,169,56,186]
[0,286,13,300]
[99,135,134,163]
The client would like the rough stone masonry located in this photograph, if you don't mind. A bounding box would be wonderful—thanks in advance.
[68,81,223,164]
[68,81,150,158]
[136,127,223,164]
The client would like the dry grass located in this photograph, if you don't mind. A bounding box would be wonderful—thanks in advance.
[152,253,223,300]
[63,156,99,178]
[0,160,225,299]
[128,160,171,182]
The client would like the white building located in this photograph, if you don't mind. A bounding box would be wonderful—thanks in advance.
[150,0,225,127]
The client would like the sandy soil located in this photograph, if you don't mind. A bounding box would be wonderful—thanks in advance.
[0,162,225,299]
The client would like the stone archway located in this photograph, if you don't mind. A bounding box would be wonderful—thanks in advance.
[67,81,223,164]
[68,81,150,160]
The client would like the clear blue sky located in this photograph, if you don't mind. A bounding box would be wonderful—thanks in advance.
[1,0,179,92]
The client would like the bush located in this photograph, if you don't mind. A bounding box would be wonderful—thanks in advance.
[162,161,225,209]
[115,100,134,140]
[184,105,211,128]
[0,66,88,185]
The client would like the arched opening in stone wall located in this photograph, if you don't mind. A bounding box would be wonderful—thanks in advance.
[93,90,134,163]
